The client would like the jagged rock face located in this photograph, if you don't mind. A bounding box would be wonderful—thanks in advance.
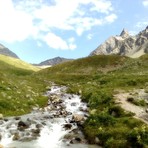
[90,26,148,58]
[0,44,19,58]
[120,28,129,38]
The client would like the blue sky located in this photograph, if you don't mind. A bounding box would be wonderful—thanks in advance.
[0,0,148,64]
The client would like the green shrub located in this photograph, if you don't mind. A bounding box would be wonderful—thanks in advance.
[105,138,127,148]
[108,106,126,117]
[127,96,134,102]
[88,90,112,108]
[127,80,137,86]
[127,125,148,147]
[87,113,116,126]
[127,97,147,106]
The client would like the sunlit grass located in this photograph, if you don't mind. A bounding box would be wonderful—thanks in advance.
[0,54,148,147]
[0,54,40,71]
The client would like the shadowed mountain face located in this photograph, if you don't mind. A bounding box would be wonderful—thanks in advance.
[34,57,73,67]
[90,26,148,58]
[0,44,19,59]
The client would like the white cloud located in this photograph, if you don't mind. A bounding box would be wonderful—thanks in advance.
[35,0,113,38]
[90,0,113,14]
[68,37,77,50]
[76,28,84,36]
[44,33,68,50]
[142,0,148,7]
[105,14,117,23]
[0,0,117,49]
[87,34,93,40]
[68,37,75,43]
[0,0,33,42]
[44,33,76,50]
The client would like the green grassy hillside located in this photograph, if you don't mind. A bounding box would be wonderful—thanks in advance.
[0,54,148,147]
[38,54,148,147]
[42,55,129,74]
[0,56,48,116]
[0,54,40,71]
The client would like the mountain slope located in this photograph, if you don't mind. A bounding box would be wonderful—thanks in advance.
[35,56,73,67]
[0,56,47,116]
[0,54,39,71]
[41,55,130,75]
[90,26,148,57]
[0,43,19,58]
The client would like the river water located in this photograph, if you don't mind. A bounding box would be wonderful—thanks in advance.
[0,85,99,148]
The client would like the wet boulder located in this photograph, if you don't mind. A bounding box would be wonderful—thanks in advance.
[4,118,8,122]
[0,120,4,125]
[13,132,20,141]
[17,121,29,131]
[63,123,72,130]
[50,95,61,104]
[70,137,82,144]
[63,133,75,140]
[31,128,40,137]
[36,124,43,129]
[79,106,88,112]
[14,116,21,120]
[72,114,84,122]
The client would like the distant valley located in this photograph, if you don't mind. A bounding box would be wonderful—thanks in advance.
[34,56,73,68]
[0,26,147,148]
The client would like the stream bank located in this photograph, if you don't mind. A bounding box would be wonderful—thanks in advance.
[0,85,99,148]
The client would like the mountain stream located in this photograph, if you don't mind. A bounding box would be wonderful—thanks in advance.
[0,85,99,148]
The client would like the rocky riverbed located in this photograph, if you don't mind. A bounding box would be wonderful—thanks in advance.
[0,85,99,148]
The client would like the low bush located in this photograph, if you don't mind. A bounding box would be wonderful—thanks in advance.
[108,106,126,117]
[127,97,147,106]
[127,125,148,147]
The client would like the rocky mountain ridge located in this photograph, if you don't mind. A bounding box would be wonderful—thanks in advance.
[34,56,73,67]
[0,43,19,59]
[90,26,148,58]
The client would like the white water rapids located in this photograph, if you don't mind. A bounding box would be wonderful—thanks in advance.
[0,86,99,148]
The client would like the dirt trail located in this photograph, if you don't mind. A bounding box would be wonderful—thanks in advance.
[114,91,148,124]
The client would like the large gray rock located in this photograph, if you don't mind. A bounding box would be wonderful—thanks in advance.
[72,114,84,122]
[90,26,148,58]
